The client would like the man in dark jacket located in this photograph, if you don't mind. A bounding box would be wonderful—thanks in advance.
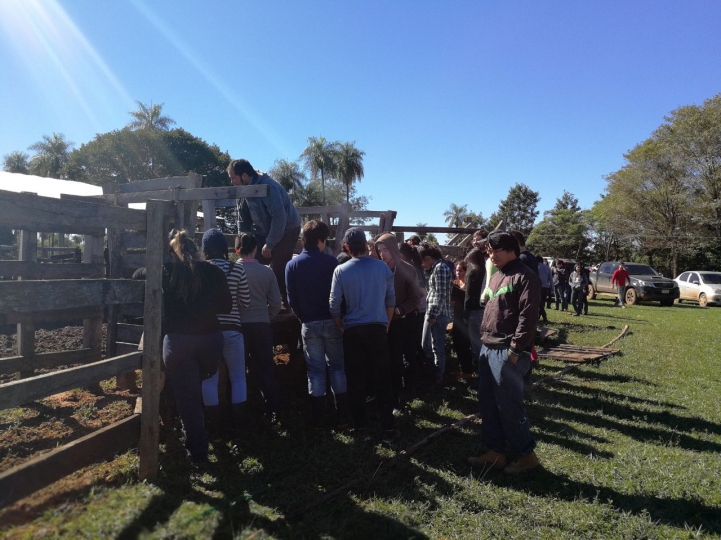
[467,231,541,475]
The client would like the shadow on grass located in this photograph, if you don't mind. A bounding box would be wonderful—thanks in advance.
[534,385,721,453]
[498,467,721,535]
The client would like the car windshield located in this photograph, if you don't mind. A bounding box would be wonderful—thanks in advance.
[700,273,721,284]
[625,264,658,276]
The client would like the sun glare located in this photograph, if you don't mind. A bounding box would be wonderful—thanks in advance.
[0,0,134,131]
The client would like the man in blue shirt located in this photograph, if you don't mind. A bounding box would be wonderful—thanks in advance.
[330,227,398,443]
[286,220,348,429]
[228,159,301,301]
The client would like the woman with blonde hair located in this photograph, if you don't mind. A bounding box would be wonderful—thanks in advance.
[162,229,231,466]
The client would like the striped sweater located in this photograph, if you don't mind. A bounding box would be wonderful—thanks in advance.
[207,258,251,330]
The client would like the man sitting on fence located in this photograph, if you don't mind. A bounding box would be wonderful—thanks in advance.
[228,159,301,302]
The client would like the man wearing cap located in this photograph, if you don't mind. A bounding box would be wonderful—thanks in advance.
[228,158,301,301]
[468,230,541,475]
[329,227,399,443]
[285,220,348,429]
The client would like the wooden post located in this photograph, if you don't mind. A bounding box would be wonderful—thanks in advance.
[201,200,217,231]
[139,200,171,479]
[335,203,351,255]
[83,233,105,394]
[15,229,37,380]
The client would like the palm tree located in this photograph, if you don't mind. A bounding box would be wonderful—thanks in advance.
[127,100,176,131]
[3,151,30,174]
[443,203,469,228]
[28,133,73,178]
[334,142,365,203]
[300,136,338,207]
[415,222,438,244]
[269,159,306,203]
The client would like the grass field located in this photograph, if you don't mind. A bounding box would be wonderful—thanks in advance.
[2,297,720,539]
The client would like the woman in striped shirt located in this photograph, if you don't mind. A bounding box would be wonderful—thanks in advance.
[200,229,251,436]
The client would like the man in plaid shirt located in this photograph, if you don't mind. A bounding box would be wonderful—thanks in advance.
[419,245,453,388]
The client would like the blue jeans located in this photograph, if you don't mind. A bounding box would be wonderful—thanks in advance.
[242,322,282,414]
[468,309,484,366]
[478,345,536,456]
[422,313,450,380]
[163,331,224,462]
[617,285,626,306]
[570,288,584,315]
[202,330,247,406]
[301,319,346,397]
[554,284,569,310]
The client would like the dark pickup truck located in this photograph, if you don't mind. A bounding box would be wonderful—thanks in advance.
[587,262,679,306]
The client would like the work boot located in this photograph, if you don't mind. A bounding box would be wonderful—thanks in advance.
[204,405,225,443]
[334,392,350,429]
[310,396,326,430]
[504,451,540,475]
[467,450,507,469]
[231,402,248,436]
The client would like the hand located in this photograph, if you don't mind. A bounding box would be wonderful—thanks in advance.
[508,349,519,364]
[262,245,272,259]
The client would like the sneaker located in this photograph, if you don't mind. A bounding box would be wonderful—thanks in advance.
[571,313,579,317]
[467,450,507,469]
[381,429,400,444]
[504,451,540,475]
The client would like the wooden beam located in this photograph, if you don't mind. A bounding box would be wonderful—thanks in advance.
[0,306,103,325]
[107,175,203,193]
[116,342,141,355]
[0,414,141,508]
[139,200,165,479]
[0,352,142,410]
[0,348,95,376]
[117,323,144,344]
[15,229,37,380]
[391,225,483,234]
[120,231,147,249]
[0,261,104,279]
[0,279,145,313]
[0,189,146,232]
[92,185,268,205]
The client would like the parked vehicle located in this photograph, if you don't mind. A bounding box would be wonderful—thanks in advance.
[674,271,721,307]
[587,262,679,306]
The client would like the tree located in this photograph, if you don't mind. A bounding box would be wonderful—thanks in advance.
[300,136,338,207]
[527,191,591,260]
[488,183,540,238]
[415,222,438,244]
[443,203,469,227]
[127,100,176,131]
[64,128,230,187]
[334,142,365,203]
[3,151,30,174]
[268,159,306,203]
[28,133,73,178]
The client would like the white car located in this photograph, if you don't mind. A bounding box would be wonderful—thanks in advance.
[674,271,721,307]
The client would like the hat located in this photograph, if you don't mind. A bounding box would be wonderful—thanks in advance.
[409,235,421,243]
[343,227,366,245]
[201,228,228,254]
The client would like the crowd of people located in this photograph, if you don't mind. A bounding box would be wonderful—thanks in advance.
[158,159,580,475]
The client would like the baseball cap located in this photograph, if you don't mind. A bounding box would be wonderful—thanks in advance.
[343,227,366,245]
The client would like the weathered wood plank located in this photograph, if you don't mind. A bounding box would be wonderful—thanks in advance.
[0,348,95,376]
[0,261,104,279]
[116,342,140,355]
[0,189,145,232]
[15,230,37,380]
[0,279,145,313]
[0,306,103,325]
[201,199,217,231]
[0,414,141,508]
[94,185,268,205]
[120,231,147,249]
[139,200,165,479]
[121,252,146,271]
[0,352,142,410]
[107,175,202,193]
[117,323,144,344]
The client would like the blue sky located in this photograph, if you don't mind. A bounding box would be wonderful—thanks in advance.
[1,0,720,232]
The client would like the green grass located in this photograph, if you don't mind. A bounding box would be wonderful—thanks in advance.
[3,298,721,539]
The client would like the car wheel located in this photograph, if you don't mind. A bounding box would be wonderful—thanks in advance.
[625,288,638,305]
[587,284,596,300]
[699,293,708,307]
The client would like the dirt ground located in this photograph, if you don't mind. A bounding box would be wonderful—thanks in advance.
[0,325,303,529]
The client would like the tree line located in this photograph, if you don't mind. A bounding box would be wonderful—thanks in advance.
[2,102,369,233]
[441,93,721,277]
